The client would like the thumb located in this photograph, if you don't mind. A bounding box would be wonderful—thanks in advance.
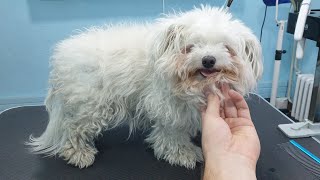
[201,93,230,149]
[202,93,221,120]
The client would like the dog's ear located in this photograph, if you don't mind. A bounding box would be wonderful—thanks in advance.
[151,24,185,59]
[241,35,263,80]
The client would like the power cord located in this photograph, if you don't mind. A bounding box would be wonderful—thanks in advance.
[260,5,268,42]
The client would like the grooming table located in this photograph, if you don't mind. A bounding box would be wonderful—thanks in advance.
[0,93,319,180]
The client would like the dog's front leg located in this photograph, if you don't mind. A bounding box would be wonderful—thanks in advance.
[146,122,203,169]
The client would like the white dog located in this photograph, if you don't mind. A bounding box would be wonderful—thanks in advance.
[27,5,263,169]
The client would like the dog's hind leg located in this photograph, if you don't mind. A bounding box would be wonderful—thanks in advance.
[57,107,109,168]
[58,100,127,168]
[58,122,99,169]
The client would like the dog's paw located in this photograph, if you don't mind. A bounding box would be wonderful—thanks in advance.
[159,145,203,169]
[59,141,98,169]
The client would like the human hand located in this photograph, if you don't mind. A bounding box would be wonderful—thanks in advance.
[201,84,260,180]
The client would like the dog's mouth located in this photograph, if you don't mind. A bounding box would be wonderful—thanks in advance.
[199,69,221,78]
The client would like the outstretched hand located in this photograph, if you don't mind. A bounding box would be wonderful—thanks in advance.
[201,84,260,180]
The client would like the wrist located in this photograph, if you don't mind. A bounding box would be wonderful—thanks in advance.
[203,156,257,180]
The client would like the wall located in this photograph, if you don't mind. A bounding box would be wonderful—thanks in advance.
[0,0,319,111]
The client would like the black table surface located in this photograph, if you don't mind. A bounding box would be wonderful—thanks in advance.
[0,93,319,180]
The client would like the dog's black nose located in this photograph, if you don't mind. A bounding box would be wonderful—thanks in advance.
[202,56,216,69]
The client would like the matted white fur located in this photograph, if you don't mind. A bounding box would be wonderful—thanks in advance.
[26,5,263,169]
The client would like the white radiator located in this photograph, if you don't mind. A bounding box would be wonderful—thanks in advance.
[291,74,314,121]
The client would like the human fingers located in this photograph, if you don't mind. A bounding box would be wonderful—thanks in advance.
[228,89,251,120]
[221,84,237,118]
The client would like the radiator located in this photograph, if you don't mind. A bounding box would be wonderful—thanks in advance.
[291,74,314,121]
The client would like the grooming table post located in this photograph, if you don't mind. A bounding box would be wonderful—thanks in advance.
[270,20,286,106]
[270,0,290,106]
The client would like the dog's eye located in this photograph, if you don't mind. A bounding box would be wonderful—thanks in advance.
[225,45,236,57]
[182,44,194,54]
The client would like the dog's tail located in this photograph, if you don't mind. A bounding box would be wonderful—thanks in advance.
[25,90,66,156]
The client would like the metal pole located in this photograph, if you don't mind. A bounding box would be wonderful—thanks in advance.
[270,21,286,106]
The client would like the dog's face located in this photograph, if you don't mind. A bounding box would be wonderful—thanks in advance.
[149,6,263,101]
